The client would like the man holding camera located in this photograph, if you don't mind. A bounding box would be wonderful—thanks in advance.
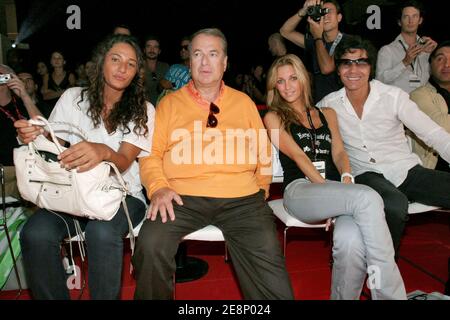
[376,0,437,93]
[0,64,41,199]
[280,0,348,102]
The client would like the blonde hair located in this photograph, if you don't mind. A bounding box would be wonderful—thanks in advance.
[266,54,313,131]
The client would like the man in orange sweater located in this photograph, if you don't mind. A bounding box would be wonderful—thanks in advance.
[133,28,294,300]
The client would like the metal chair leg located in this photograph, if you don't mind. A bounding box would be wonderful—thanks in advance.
[283,227,289,256]
[224,243,230,263]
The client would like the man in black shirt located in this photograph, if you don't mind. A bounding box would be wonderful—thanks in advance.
[0,64,42,198]
[280,0,348,103]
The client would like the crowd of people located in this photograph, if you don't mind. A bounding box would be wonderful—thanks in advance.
[1,0,449,300]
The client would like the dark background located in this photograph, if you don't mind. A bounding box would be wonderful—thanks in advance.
[11,0,449,74]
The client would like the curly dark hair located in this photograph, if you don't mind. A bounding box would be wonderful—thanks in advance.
[78,34,148,136]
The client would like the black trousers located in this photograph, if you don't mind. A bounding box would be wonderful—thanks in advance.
[356,165,450,255]
[133,190,294,300]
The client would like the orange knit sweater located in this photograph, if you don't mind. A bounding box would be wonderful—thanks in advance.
[139,83,272,199]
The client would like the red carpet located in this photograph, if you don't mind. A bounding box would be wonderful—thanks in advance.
[1,210,448,300]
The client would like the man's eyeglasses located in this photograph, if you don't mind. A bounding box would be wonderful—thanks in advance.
[207,103,220,128]
[181,45,189,51]
[151,72,157,81]
[336,58,370,67]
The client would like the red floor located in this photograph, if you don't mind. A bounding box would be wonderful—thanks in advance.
[1,210,448,300]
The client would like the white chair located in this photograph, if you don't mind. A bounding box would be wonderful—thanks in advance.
[70,219,226,263]
[128,220,226,299]
[128,220,225,242]
[268,199,327,256]
[408,202,442,215]
[269,145,327,256]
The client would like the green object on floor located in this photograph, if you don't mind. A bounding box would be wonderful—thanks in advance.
[0,207,30,289]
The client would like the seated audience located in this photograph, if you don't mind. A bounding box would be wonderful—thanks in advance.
[41,51,76,111]
[157,36,191,104]
[17,71,51,118]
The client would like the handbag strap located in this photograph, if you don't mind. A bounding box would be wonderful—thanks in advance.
[107,162,136,256]
[28,116,90,154]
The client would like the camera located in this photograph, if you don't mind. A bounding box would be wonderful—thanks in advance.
[0,73,11,84]
[306,5,330,22]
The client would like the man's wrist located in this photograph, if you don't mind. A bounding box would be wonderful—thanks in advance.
[297,9,306,18]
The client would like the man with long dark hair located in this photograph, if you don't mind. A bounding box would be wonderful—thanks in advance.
[318,35,450,257]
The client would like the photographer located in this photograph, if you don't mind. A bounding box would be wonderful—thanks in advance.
[280,0,349,102]
[376,0,437,93]
[0,64,42,199]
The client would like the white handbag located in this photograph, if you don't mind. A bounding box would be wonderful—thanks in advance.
[13,116,136,250]
[14,116,128,220]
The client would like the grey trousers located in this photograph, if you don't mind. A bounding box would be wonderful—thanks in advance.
[283,179,406,300]
[133,190,294,300]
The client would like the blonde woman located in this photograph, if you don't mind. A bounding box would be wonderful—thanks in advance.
[264,54,406,300]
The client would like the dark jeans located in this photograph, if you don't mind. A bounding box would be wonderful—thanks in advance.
[20,196,145,300]
[356,165,450,255]
[133,190,294,300]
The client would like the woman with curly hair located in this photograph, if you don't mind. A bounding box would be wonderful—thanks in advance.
[14,34,154,299]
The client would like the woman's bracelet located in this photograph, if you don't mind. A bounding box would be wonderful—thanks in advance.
[341,172,354,183]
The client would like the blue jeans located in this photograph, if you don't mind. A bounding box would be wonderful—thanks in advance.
[283,179,406,300]
[20,196,145,300]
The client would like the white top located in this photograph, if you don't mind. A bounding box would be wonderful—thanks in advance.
[49,87,155,203]
[317,80,450,186]
[376,34,430,93]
